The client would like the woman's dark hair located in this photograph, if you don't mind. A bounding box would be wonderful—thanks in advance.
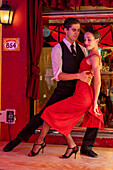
[86,29,101,41]
[64,18,80,30]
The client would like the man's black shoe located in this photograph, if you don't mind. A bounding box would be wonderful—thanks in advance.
[3,138,22,152]
[80,149,98,158]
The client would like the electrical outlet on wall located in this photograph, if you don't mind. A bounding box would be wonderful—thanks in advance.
[5,109,16,124]
[0,110,6,122]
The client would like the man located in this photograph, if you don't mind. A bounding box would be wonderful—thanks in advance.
[3,18,98,157]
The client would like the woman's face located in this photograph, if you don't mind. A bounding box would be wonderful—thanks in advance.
[84,32,98,51]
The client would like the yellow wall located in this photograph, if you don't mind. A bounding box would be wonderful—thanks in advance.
[0,0,2,140]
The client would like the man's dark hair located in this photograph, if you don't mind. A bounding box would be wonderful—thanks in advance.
[64,18,80,30]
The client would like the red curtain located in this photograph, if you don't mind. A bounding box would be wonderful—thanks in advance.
[27,0,43,99]
[44,0,113,9]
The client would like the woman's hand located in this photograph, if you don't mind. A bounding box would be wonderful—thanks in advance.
[94,102,101,116]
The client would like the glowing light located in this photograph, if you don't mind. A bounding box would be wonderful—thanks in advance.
[4,15,9,21]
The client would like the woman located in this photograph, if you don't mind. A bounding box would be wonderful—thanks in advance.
[28,29,104,158]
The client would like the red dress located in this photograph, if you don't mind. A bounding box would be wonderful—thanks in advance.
[41,55,104,136]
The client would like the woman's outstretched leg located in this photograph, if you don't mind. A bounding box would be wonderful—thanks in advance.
[28,121,50,156]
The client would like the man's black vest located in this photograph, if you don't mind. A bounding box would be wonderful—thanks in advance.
[57,41,85,88]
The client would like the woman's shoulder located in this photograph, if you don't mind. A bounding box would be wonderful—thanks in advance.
[88,52,101,59]
[90,52,102,66]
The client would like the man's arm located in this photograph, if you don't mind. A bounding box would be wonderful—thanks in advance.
[51,43,92,83]
[51,43,62,81]
[58,71,92,84]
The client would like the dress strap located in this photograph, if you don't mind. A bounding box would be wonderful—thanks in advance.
[89,52,101,65]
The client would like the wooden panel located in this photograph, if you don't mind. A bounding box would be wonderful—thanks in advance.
[101,71,113,96]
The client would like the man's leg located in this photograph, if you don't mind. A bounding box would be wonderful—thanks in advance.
[16,110,44,142]
[3,87,74,152]
[3,112,44,152]
[16,87,74,142]
[80,128,98,157]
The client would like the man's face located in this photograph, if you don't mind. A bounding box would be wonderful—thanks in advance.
[64,23,80,44]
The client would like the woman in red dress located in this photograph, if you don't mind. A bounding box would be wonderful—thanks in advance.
[28,29,104,158]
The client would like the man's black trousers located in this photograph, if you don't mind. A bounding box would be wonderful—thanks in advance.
[17,86,98,150]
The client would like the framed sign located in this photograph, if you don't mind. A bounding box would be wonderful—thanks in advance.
[3,38,20,51]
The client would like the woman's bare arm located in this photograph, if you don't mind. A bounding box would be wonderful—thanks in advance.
[90,54,101,115]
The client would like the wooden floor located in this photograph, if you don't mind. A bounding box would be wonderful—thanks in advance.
[0,141,113,170]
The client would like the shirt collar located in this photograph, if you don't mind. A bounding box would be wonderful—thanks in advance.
[63,38,76,49]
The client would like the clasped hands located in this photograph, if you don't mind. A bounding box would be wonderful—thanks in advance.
[79,71,93,85]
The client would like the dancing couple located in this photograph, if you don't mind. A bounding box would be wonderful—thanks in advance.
[28,24,104,158]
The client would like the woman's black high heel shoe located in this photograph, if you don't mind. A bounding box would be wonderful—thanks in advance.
[28,142,46,157]
[60,145,79,159]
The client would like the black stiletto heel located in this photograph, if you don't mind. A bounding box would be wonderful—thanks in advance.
[28,142,46,157]
[60,145,79,159]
